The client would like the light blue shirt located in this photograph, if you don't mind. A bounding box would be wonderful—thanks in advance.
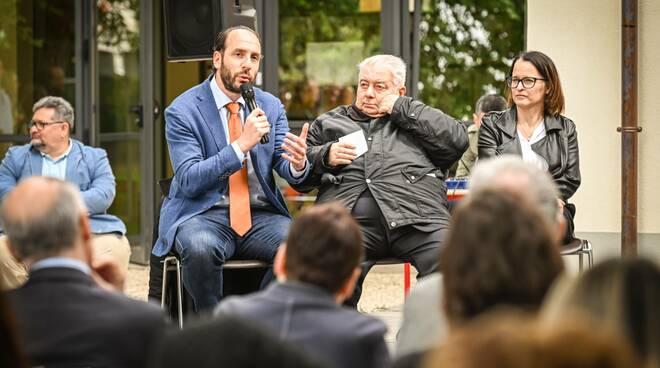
[40,139,73,180]
[31,257,91,275]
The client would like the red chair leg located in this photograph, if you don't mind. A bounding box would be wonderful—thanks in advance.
[404,262,411,298]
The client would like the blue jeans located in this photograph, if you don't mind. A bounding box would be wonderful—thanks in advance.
[174,207,290,311]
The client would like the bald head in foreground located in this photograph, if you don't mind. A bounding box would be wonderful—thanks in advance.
[2,177,165,368]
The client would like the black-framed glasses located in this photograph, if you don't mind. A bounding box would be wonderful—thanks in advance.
[506,76,546,89]
[27,120,66,131]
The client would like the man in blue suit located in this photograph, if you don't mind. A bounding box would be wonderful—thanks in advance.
[0,96,129,290]
[154,26,310,311]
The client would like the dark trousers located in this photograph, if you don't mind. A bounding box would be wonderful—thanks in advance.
[173,207,288,311]
[346,190,448,306]
[563,203,576,244]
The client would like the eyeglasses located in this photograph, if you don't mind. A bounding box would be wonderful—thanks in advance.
[506,76,546,89]
[27,120,66,131]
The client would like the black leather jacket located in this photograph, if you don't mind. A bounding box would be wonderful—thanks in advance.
[478,107,581,201]
[293,96,468,228]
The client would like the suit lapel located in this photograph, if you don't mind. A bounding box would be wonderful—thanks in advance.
[197,79,228,151]
[28,148,42,176]
[65,141,81,182]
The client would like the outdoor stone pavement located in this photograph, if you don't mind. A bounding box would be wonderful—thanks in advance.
[124,263,417,353]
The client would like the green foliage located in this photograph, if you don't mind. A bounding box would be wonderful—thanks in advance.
[418,0,525,120]
[278,0,381,85]
[97,0,140,49]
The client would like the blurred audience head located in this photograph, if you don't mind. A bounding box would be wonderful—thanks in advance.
[473,94,507,126]
[470,155,564,241]
[0,177,90,264]
[542,257,660,368]
[150,315,322,368]
[440,189,563,327]
[425,312,641,368]
[276,202,363,301]
[0,289,28,368]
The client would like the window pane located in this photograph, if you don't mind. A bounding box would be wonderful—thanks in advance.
[101,140,141,236]
[98,0,141,134]
[0,0,75,142]
[279,0,381,121]
[418,0,525,120]
[97,0,142,237]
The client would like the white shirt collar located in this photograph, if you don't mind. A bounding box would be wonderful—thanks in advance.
[210,76,245,111]
[40,139,73,161]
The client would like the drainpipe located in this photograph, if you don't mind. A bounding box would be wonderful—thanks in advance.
[619,0,641,256]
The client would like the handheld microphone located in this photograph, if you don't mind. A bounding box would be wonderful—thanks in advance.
[240,83,269,144]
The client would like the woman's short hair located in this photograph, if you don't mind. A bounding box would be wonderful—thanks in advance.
[440,189,564,326]
[507,51,565,117]
[542,257,660,366]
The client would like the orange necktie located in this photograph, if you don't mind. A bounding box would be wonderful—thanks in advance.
[226,102,251,236]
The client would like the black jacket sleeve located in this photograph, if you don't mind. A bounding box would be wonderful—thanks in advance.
[556,119,581,200]
[290,118,337,193]
[389,96,469,170]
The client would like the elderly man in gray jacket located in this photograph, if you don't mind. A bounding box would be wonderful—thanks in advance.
[293,54,468,305]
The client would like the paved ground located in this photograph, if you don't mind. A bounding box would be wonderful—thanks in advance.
[125,263,417,352]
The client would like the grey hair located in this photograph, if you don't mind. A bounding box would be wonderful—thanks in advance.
[469,155,560,226]
[358,54,407,88]
[32,96,75,131]
[0,179,86,259]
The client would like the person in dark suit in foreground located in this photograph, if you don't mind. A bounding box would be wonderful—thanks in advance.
[215,202,391,368]
[2,177,166,368]
[149,315,325,368]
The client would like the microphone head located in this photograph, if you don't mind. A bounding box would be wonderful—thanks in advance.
[240,83,255,99]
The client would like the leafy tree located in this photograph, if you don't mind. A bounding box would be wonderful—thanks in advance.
[418,0,525,120]
[279,0,380,120]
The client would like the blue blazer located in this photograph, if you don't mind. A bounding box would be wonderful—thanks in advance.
[154,77,308,256]
[216,282,391,368]
[0,139,126,234]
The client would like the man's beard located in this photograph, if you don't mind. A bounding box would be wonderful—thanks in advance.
[220,59,252,94]
[30,138,45,151]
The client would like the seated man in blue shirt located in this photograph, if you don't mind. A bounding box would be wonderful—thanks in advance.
[0,96,129,290]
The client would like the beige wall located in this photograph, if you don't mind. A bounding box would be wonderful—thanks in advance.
[527,0,659,234]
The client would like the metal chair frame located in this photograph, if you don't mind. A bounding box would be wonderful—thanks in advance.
[160,255,268,328]
[559,238,594,272]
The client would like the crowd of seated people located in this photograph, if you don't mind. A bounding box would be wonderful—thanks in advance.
[2,160,660,367]
[1,42,658,368]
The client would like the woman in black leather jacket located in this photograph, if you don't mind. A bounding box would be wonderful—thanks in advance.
[478,51,580,243]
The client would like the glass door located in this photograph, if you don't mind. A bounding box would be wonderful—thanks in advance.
[95,0,156,264]
[0,0,76,156]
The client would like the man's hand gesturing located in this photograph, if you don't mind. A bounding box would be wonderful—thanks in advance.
[282,123,310,171]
